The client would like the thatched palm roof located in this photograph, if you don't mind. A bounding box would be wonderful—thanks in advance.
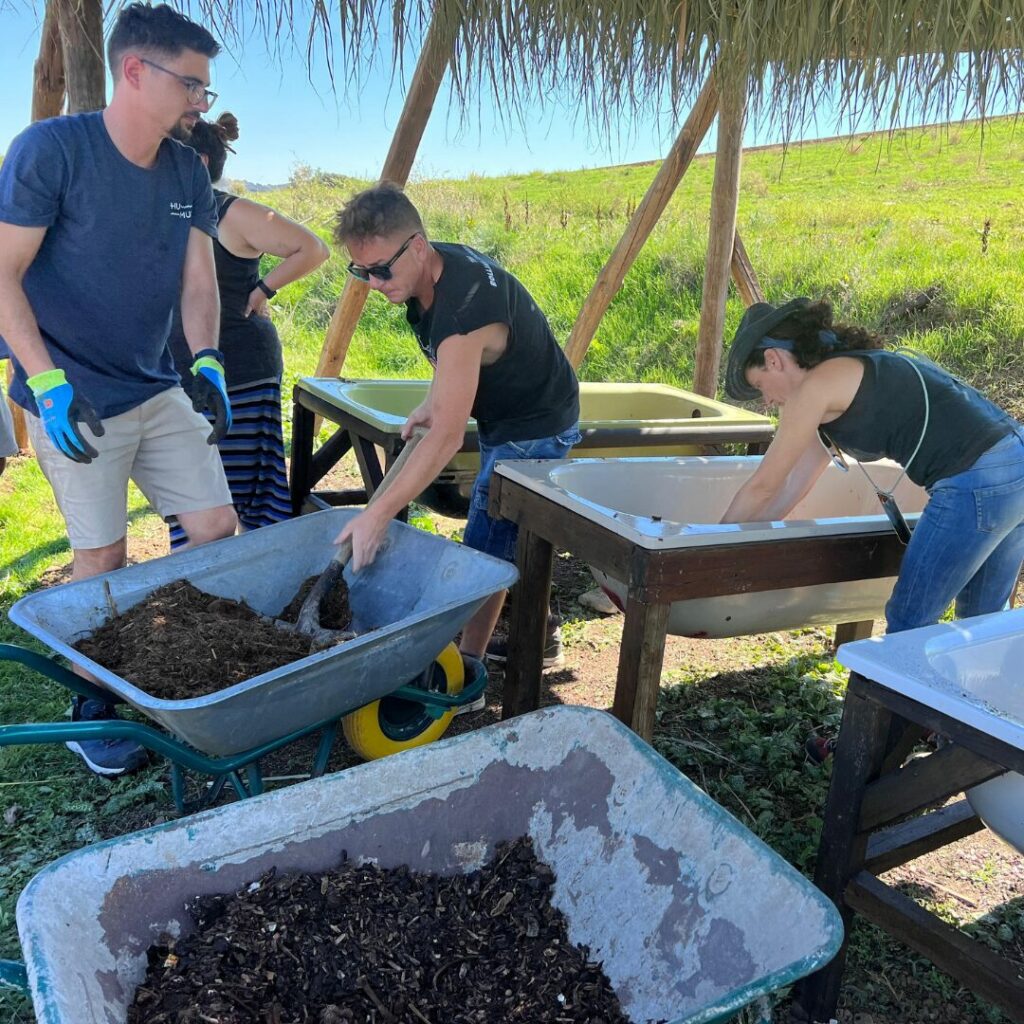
[195,0,1022,132]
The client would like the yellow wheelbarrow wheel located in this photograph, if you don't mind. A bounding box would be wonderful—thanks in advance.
[342,643,465,761]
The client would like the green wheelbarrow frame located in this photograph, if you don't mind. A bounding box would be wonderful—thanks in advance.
[0,643,487,813]
[0,643,488,1002]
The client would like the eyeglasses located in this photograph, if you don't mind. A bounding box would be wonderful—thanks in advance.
[141,58,218,108]
[347,234,419,282]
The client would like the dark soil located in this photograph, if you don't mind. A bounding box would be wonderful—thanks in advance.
[127,836,630,1024]
[279,574,352,631]
[75,579,352,701]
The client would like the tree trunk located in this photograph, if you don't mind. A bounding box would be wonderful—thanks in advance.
[314,15,456,381]
[57,0,105,114]
[32,0,66,121]
[693,66,747,397]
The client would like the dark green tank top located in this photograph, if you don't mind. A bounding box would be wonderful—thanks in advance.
[819,350,1016,489]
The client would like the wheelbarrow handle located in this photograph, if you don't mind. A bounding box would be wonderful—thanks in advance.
[0,643,123,706]
[302,428,428,620]
[0,958,28,994]
[332,426,428,568]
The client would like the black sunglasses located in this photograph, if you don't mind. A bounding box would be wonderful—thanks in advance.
[347,234,419,282]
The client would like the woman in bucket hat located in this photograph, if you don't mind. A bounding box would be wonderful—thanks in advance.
[721,298,1024,759]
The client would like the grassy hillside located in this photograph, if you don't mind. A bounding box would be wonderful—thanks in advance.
[255,115,1024,419]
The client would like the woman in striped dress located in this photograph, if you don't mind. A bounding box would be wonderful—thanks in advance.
[167,114,329,548]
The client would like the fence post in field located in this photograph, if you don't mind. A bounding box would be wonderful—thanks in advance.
[314,15,456,383]
[692,62,747,397]
[56,0,105,114]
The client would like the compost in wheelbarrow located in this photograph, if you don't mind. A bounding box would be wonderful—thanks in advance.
[128,836,631,1023]
[8,509,518,756]
[15,707,843,1024]
[74,577,353,700]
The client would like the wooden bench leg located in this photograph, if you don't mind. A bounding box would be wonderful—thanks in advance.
[792,676,895,1023]
[834,619,874,651]
[501,529,554,720]
[611,594,670,743]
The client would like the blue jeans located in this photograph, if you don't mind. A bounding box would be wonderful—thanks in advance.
[885,428,1024,633]
[463,425,582,563]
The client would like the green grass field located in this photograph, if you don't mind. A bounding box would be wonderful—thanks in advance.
[1,117,1023,1023]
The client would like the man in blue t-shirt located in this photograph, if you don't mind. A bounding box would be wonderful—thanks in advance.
[0,4,237,776]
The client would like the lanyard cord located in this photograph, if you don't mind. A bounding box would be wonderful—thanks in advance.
[822,353,930,498]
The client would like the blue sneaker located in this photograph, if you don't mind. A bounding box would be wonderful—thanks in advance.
[66,699,149,777]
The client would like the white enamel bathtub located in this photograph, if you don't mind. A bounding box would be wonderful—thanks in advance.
[495,456,929,638]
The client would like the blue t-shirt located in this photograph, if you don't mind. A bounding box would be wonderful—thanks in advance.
[0,112,217,418]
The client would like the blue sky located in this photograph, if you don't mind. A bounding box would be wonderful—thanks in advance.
[0,3,1013,185]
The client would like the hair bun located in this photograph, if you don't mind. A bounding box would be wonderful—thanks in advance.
[215,112,239,143]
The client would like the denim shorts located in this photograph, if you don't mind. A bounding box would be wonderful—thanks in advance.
[885,426,1024,633]
[462,425,582,563]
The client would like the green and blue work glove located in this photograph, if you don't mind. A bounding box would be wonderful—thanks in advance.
[189,348,232,443]
[26,369,104,464]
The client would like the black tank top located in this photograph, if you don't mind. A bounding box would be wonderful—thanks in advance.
[406,243,579,444]
[820,350,1016,489]
[169,190,283,389]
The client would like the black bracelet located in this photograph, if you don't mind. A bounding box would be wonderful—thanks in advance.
[255,278,277,299]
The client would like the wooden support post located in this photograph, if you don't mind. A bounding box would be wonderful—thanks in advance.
[693,65,747,397]
[4,362,28,452]
[56,0,105,113]
[563,76,719,370]
[730,231,764,306]
[611,595,671,742]
[32,0,65,121]
[8,0,70,455]
[501,528,556,720]
[314,16,456,381]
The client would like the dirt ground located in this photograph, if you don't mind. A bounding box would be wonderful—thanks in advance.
[41,453,1023,1023]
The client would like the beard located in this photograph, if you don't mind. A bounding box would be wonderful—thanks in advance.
[170,115,198,142]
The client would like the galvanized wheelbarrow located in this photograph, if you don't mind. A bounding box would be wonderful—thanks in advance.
[0,509,516,810]
[1,707,842,1023]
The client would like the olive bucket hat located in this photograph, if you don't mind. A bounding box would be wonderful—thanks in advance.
[724,297,810,401]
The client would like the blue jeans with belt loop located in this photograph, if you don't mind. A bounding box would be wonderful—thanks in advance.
[462,425,582,563]
[885,427,1024,634]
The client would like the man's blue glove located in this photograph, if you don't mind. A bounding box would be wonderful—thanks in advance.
[189,348,232,444]
[26,369,104,464]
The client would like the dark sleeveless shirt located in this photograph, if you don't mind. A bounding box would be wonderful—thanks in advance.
[169,189,283,390]
[819,350,1015,489]
[406,242,579,444]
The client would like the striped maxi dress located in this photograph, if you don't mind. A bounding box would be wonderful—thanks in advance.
[167,190,292,549]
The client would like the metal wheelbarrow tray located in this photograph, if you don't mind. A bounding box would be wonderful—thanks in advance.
[16,707,842,1024]
[8,509,517,756]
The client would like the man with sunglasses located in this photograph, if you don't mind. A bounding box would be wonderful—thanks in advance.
[0,3,237,777]
[334,183,580,694]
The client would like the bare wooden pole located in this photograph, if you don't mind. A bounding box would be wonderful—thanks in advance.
[56,0,105,113]
[730,231,764,306]
[693,67,747,397]
[5,362,29,452]
[32,0,66,121]
[9,0,70,454]
[563,76,719,370]
[314,16,455,380]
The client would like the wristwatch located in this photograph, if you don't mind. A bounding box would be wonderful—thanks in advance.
[255,278,277,299]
